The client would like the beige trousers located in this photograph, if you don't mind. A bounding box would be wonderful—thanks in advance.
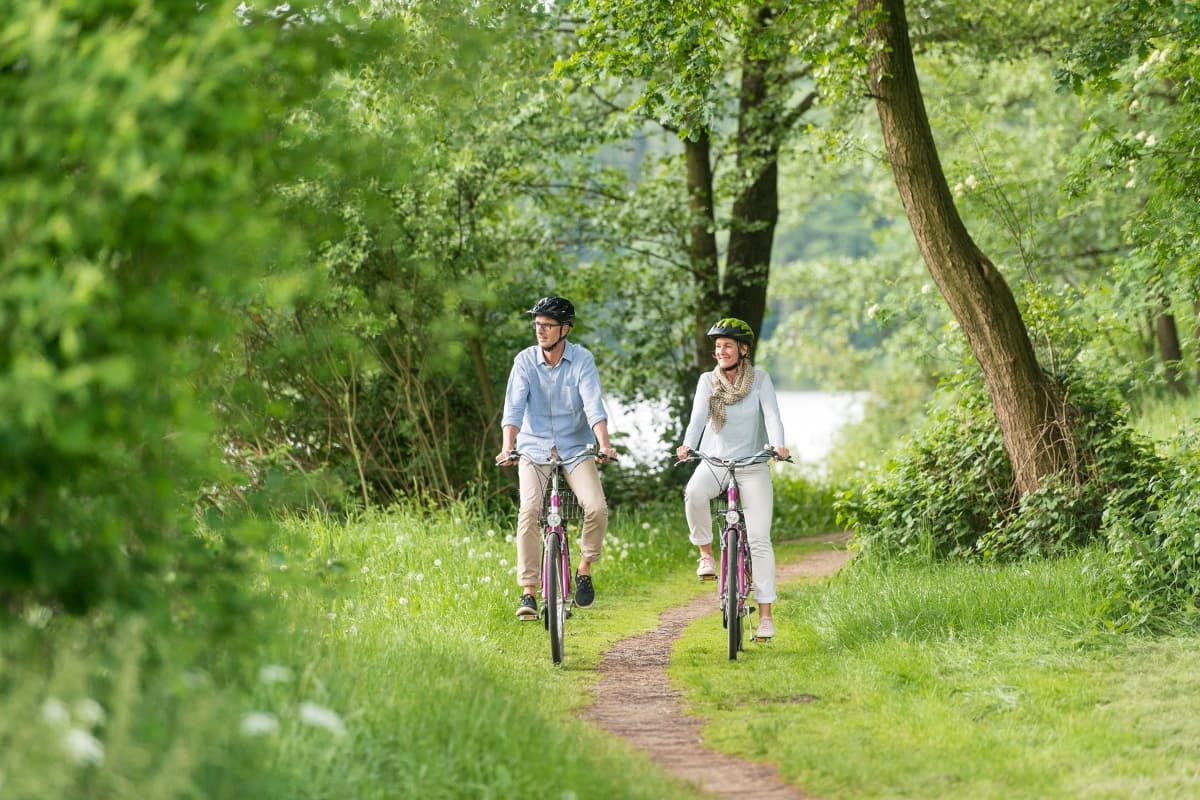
[516,454,608,588]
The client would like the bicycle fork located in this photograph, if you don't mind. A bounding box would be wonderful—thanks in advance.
[717,485,753,621]
[542,489,574,617]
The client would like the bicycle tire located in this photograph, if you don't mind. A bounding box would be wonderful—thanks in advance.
[725,527,741,660]
[547,534,565,665]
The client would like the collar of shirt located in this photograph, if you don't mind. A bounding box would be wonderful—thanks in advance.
[537,340,575,367]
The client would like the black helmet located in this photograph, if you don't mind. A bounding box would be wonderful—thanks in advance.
[706,317,755,345]
[526,296,575,324]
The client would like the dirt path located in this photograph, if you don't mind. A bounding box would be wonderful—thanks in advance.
[582,534,851,800]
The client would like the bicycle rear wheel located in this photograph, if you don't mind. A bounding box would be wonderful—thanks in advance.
[547,534,565,664]
[724,528,741,660]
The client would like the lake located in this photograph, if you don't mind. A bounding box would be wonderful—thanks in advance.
[605,390,868,468]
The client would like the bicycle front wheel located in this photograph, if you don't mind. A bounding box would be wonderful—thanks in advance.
[725,528,742,660]
[547,534,565,665]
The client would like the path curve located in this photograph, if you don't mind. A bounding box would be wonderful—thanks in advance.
[582,534,851,800]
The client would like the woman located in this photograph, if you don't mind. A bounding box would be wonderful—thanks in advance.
[675,318,790,639]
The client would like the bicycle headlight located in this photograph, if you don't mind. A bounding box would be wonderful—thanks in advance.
[546,511,562,528]
[724,509,741,525]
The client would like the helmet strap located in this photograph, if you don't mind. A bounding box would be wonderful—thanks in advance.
[540,324,569,354]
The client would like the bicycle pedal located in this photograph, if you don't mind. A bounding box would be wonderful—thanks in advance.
[698,574,717,582]
[753,635,773,643]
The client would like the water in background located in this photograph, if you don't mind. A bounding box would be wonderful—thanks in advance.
[605,390,867,468]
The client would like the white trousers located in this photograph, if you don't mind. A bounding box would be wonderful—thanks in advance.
[683,461,776,603]
[515,455,607,588]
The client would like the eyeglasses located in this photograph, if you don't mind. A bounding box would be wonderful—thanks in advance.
[532,321,564,331]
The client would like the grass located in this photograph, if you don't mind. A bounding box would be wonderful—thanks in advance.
[670,549,1200,799]
[0,499,710,800]
[7,466,1200,799]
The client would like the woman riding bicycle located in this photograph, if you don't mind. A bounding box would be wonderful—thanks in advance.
[674,318,790,639]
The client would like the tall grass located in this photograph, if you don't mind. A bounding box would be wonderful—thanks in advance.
[0,499,701,799]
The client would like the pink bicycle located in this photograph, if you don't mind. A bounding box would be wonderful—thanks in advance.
[504,448,610,665]
[677,447,790,660]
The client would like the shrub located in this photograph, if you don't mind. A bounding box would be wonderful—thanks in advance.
[1093,429,1200,632]
[837,371,1160,564]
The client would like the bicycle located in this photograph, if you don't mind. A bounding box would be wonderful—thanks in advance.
[676,446,791,660]
[502,447,611,665]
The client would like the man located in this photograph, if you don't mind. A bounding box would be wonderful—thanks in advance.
[496,296,618,620]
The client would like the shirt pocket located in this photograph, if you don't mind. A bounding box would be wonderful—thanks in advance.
[555,383,582,415]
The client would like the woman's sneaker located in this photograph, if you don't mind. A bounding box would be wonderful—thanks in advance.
[696,554,716,579]
[515,593,538,621]
[756,617,775,640]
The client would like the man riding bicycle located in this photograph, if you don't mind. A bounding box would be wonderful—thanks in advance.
[496,296,618,620]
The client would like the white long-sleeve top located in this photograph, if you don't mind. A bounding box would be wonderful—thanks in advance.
[681,368,786,461]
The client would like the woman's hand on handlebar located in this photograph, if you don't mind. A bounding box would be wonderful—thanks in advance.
[495,449,519,466]
[675,444,692,462]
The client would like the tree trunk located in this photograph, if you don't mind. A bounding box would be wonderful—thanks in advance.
[1154,301,1187,396]
[724,3,782,347]
[858,0,1079,496]
[685,131,721,370]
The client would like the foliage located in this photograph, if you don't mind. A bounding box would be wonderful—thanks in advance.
[1093,428,1200,633]
[0,1,371,613]
[218,3,586,505]
[0,502,700,799]
[773,468,842,536]
[838,370,1161,563]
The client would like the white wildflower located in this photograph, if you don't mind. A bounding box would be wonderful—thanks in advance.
[499,558,509,567]
[299,701,347,738]
[63,728,104,766]
[433,559,442,567]
[361,565,369,574]
[641,522,651,530]
[486,529,496,538]
[259,664,295,685]
[240,712,280,737]
[41,697,69,727]
[965,174,978,190]
[398,597,409,605]
[866,303,881,320]
[74,698,105,728]
[1144,134,1156,148]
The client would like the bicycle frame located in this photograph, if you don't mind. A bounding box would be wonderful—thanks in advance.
[677,447,789,659]
[717,473,752,635]
[506,448,603,665]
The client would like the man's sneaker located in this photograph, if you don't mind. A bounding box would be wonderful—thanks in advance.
[574,573,595,608]
[515,593,538,621]
[756,617,775,639]
[696,554,716,579]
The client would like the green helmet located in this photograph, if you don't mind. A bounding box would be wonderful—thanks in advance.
[706,317,755,345]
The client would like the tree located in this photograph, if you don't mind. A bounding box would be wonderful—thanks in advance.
[856,0,1081,496]
[557,0,820,370]
[0,1,389,612]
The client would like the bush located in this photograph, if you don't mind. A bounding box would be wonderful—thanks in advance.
[1093,429,1200,632]
[837,371,1160,564]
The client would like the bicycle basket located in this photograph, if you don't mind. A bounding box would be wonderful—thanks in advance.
[540,482,583,525]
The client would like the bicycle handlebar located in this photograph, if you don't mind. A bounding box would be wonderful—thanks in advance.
[498,447,617,468]
[674,446,793,469]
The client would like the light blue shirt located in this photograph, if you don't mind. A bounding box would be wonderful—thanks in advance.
[681,368,785,461]
[501,341,608,469]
